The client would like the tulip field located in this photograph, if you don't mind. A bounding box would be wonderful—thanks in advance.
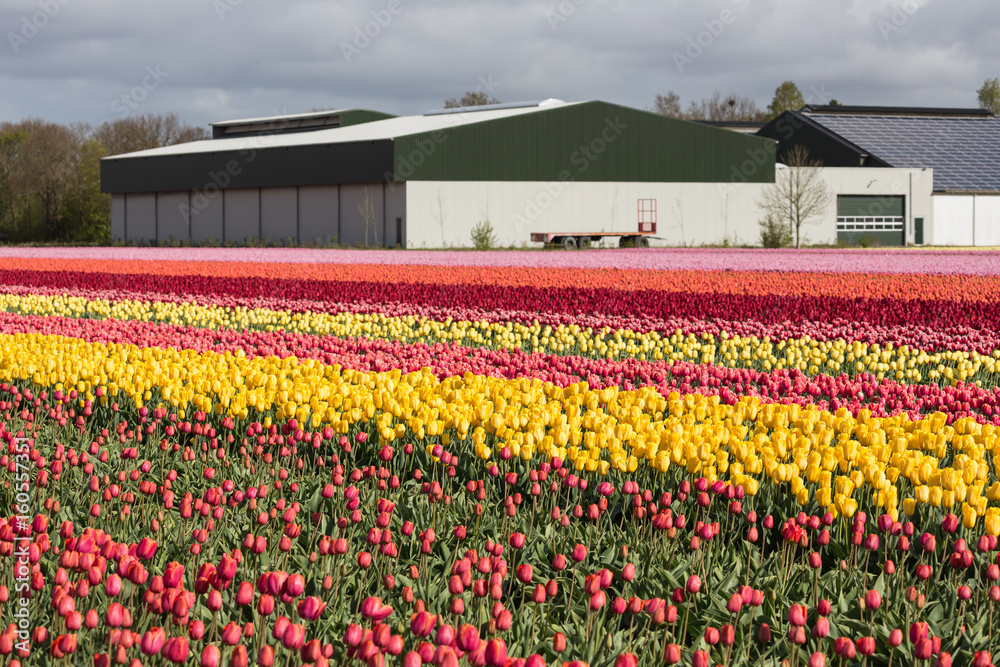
[3,247,1000,667]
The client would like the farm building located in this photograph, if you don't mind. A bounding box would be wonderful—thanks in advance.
[757,105,1000,246]
[100,100,931,248]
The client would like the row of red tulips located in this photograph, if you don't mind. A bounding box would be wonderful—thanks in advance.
[2,269,1000,331]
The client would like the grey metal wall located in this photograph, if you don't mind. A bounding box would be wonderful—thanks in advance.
[339,184,385,247]
[111,194,125,239]
[110,183,404,247]
[125,193,156,240]
[193,194,224,243]
[261,187,297,243]
[299,186,339,244]
[225,189,260,243]
[157,192,189,242]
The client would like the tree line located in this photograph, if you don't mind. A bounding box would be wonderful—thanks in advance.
[447,78,1000,120]
[0,113,207,244]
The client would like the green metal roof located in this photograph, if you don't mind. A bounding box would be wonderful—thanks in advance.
[392,101,775,183]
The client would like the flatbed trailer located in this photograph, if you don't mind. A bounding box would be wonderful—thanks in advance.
[530,231,654,249]
[529,198,658,249]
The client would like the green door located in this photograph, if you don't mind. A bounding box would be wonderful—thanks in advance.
[914,217,924,245]
[836,195,905,247]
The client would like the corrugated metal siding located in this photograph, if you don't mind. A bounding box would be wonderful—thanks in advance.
[837,195,904,216]
[393,101,775,183]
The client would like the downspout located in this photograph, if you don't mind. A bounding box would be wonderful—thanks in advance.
[972,193,977,246]
[908,172,912,245]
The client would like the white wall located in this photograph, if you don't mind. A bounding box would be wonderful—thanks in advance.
[824,168,934,246]
[404,167,933,248]
[932,194,1000,246]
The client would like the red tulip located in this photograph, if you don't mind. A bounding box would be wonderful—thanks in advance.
[257,645,274,667]
[280,623,305,651]
[201,645,221,667]
[972,652,992,667]
[106,603,125,628]
[457,624,481,653]
[230,645,249,667]
[788,603,808,627]
[615,654,638,667]
[163,636,189,664]
[484,638,507,667]
[140,628,166,655]
[834,637,855,659]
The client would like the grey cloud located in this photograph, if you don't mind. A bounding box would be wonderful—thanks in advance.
[1,0,997,129]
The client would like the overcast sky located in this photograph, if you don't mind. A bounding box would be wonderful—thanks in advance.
[2,0,997,130]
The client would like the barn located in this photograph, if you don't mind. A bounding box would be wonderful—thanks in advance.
[100,99,933,248]
[100,100,779,247]
[757,105,1000,246]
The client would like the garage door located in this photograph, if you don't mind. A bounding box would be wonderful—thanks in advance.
[836,195,905,246]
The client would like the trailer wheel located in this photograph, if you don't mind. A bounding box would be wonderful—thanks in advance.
[562,236,578,250]
[636,236,650,248]
[619,236,635,248]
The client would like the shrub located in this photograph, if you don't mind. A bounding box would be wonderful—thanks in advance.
[470,219,497,250]
[759,215,793,248]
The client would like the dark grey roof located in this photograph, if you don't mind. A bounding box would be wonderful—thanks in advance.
[804,112,1000,192]
[802,105,993,118]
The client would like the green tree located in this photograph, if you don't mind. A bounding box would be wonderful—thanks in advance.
[767,81,805,120]
[62,134,110,243]
[0,126,27,237]
[443,92,500,109]
[978,78,1000,115]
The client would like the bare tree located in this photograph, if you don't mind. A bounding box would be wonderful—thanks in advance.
[433,189,447,247]
[443,91,500,109]
[756,144,832,248]
[358,186,378,247]
[653,92,682,117]
[686,91,766,122]
[95,112,209,156]
[653,91,766,121]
